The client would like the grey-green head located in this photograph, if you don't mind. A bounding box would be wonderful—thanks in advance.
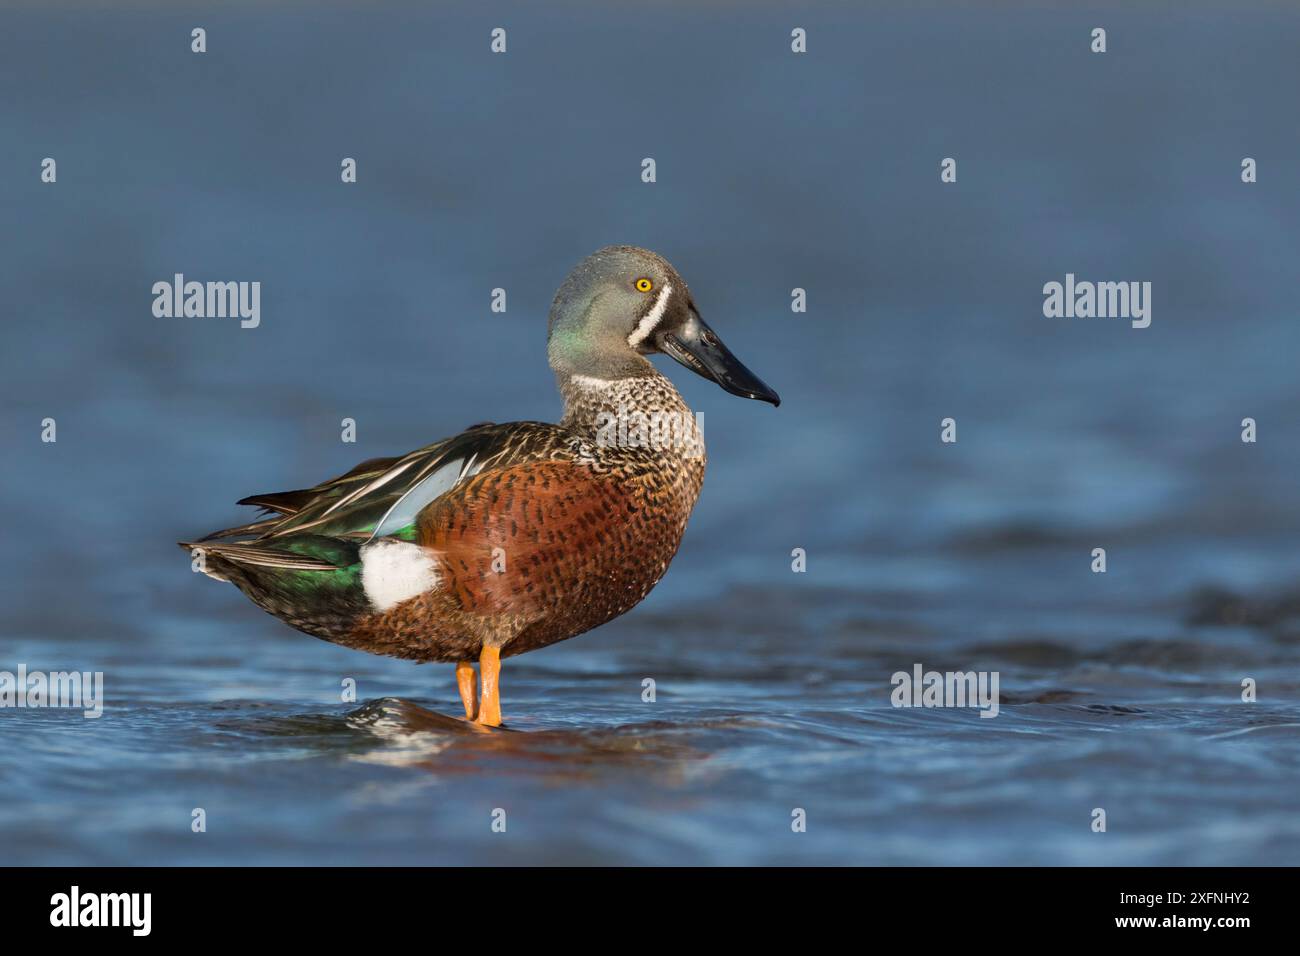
[547,245,780,406]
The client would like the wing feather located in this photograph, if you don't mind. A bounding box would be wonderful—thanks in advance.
[197,422,572,544]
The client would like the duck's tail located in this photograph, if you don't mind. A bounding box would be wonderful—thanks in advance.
[177,535,368,640]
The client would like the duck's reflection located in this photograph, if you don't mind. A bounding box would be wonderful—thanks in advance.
[337,697,707,784]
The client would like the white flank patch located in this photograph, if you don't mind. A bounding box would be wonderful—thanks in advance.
[360,539,439,612]
[626,283,673,348]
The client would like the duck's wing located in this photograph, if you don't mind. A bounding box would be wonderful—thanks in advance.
[195,455,404,539]
[237,455,404,516]
[203,421,574,543]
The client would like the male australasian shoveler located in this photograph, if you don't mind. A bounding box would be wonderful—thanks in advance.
[181,246,779,726]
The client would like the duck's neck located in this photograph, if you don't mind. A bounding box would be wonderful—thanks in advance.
[557,369,704,460]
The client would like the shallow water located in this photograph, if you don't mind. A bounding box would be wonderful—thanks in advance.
[3,1,1300,865]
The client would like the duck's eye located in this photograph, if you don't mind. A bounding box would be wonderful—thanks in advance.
[635,277,654,293]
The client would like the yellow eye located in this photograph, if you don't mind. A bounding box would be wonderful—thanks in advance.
[635,277,654,293]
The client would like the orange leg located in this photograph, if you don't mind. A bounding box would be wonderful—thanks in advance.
[476,645,503,727]
[455,661,478,720]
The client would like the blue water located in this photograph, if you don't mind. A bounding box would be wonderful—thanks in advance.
[3,1,1300,865]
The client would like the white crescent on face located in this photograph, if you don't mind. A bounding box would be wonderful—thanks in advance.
[626,283,673,349]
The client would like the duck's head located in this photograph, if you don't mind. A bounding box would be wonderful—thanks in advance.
[547,246,780,406]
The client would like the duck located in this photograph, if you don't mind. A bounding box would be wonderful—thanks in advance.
[181,246,779,726]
